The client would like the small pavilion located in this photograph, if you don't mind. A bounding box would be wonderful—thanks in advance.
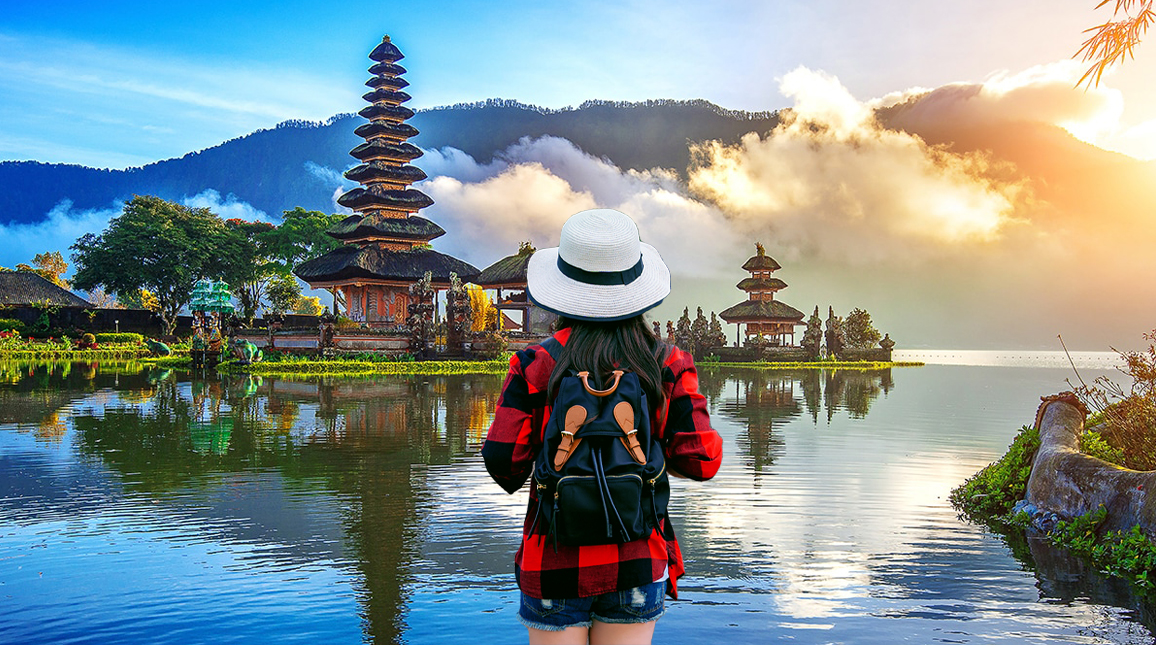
[719,243,805,346]
[471,242,554,334]
[295,36,477,325]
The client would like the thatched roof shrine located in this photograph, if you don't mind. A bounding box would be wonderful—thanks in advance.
[0,271,92,307]
[473,245,534,288]
[719,243,806,346]
[718,299,804,323]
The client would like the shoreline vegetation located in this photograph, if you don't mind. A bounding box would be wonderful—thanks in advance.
[950,423,1156,600]
[0,346,923,375]
[951,331,1156,600]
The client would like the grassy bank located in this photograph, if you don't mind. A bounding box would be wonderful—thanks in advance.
[0,346,149,360]
[217,357,510,377]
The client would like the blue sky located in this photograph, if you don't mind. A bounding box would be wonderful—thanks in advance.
[3,0,1155,168]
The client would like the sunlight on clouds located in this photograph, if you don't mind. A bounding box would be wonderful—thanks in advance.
[419,137,743,278]
[879,60,1156,160]
[688,67,1026,260]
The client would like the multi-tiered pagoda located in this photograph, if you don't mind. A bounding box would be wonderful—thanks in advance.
[295,36,477,325]
[720,243,805,346]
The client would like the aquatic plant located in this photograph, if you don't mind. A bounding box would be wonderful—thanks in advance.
[1047,505,1156,596]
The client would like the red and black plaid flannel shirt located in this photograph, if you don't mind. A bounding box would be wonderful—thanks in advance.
[481,327,723,600]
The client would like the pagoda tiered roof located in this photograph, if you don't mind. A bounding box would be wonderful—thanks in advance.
[296,245,477,284]
[335,187,435,213]
[369,38,404,63]
[358,103,416,122]
[349,140,423,163]
[369,62,407,76]
[365,75,410,91]
[352,121,419,141]
[736,277,787,291]
[295,35,477,288]
[742,246,781,271]
[719,299,805,323]
[343,162,427,185]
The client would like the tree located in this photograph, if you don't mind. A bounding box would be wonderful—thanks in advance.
[259,207,343,273]
[14,252,71,288]
[83,287,119,309]
[265,273,303,316]
[295,295,325,316]
[824,306,845,359]
[72,196,235,335]
[801,306,823,358]
[1078,0,1154,86]
[843,308,882,349]
[222,219,275,324]
[466,284,498,331]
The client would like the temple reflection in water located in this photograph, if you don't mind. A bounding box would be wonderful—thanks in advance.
[1,361,889,644]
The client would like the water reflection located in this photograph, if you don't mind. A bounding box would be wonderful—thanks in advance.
[1,361,1153,644]
[710,367,894,472]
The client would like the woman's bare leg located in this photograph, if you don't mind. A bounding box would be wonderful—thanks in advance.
[528,625,589,644]
[589,619,656,645]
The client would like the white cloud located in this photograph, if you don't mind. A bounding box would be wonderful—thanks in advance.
[182,190,276,224]
[419,137,743,279]
[0,200,121,273]
[687,67,1028,263]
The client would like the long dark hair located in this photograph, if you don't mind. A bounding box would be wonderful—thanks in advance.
[548,315,668,408]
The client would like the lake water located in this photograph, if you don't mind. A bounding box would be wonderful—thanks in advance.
[1,355,1153,645]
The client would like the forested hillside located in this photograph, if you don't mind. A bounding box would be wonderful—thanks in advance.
[0,100,780,225]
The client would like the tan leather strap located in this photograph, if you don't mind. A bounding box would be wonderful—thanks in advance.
[614,401,646,464]
[554,405,587,471]
[577,370,623,397]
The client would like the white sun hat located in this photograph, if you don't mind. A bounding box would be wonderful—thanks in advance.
[526,208,670,321]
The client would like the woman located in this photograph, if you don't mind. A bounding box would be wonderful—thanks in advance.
[482,209,723,644]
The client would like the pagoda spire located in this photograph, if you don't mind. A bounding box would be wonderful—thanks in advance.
[335,34,437,238]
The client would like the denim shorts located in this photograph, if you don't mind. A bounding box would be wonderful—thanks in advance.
[518,580,666,631]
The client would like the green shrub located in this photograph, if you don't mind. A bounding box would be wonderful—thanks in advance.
[96,332,144,345]
[0,318,24,333]
[1080,428,1125,465]
[949,425,1040,521]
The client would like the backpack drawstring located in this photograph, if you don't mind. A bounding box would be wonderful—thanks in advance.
[592,442,630,541]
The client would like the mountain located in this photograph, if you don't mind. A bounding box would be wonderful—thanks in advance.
[0,99,781,225]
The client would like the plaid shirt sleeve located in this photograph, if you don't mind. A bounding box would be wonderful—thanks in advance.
[659,345,723,480]
[482,343,553,494]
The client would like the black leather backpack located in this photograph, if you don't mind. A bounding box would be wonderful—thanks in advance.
[531,338,670,548]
